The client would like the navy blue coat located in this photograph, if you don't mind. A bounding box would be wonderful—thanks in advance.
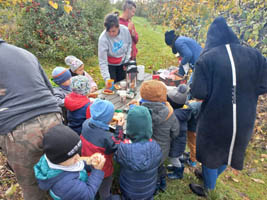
[34,155,104,200]
[169,106,192,157]
[191,17,267,170]
[115,141,162,200]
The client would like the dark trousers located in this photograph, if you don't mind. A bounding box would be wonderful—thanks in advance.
[169,130,187,158]
[108,64,126,83]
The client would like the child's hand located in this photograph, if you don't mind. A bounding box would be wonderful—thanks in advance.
[116,113,125,126]
[127,99,139,107]
[91,153,106,170]
[90,86,97,93]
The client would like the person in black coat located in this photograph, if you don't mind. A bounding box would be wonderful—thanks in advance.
[189,16,267,196]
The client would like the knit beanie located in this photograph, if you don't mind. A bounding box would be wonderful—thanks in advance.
[65,55,84,73]
[70,75,90,95]
[140,80,167,102]
[126,106,152,143]
[43,124,82,164]
[167,84,189,105]
[89,99,115,130]
[165,30,176,46]
[52,66,71,85]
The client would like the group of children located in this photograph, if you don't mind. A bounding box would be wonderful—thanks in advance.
[33,55,202,200]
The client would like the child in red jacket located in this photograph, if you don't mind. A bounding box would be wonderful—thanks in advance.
[80,99,124,200]
[64,75,91,135]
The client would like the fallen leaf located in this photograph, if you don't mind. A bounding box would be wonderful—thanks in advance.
[5,183,19,197]
[231,177,239,183]
[251,178,265,184]
[261,154,267,158]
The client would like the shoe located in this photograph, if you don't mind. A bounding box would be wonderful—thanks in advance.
[194,168,203,180]
[179,154,189,163]
[167,166,184,180]
[167,164,175,171]
[187,159,197,167]
[189,183,207,197]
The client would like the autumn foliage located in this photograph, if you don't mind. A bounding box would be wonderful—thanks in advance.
[134,0,266,56]
[1,0,111,60]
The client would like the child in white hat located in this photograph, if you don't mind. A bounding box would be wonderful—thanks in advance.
[65,55,98,92]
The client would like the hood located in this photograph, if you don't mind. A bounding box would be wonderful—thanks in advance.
[126,106,152,143]
[141,102,173,124]
[174,106,192,122]
[34,155,64,191]
[116,141,162,171]
[64,92,90,111]
[203,17,239,53]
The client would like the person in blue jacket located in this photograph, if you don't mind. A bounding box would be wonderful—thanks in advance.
[34,124,106,200]
[164,30,202,79]
[167,84,192,179]
[115,106,162,200]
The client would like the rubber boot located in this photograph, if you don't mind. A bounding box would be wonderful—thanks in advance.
[160,176,167,192]
[167,165,184,180]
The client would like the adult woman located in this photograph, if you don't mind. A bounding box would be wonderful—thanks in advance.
[98,13,132,83]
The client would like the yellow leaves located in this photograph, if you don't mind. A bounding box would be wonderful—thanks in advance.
[48,0,72,14]
[49,1,58,10]
[251,178,265,184]
[64,4,72,14]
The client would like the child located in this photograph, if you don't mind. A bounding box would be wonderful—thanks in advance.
[139,80,180,192]
[52,66,72,107]
[52,66,72,124]
[166,84,192,179]
[34,124,106,200]
[64,75,91,135]
[65,55,98,93]
[80,99,123,200]
[187,100,202,167]
[115,106,162,200]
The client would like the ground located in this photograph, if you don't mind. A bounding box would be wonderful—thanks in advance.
[0,15,266,200]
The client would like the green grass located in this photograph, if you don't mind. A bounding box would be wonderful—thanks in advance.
[40,15,267,200]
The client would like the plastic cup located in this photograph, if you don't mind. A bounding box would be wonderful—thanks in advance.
[120,81,127,90]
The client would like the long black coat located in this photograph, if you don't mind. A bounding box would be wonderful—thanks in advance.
[191,17,267,170]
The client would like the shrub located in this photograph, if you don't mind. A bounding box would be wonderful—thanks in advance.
[12,0,111,60]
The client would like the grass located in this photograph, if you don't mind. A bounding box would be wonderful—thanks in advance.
[2,14,266,200]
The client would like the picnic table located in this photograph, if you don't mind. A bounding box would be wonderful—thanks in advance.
[97,73,152,111]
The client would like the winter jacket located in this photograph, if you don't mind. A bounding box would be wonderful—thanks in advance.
[64,92,91,135]
[34,155,104,200]
[191,17,267,170]
[0,39,61,135]
[115,140,162,200]
[80,120,123,178]
[141,102,180,163]
[169,105,192,157]
[119,17,139,60]
[98,25,132,81]
[53,86,71,107]
[173,36,202,67]
[187,101,202,132]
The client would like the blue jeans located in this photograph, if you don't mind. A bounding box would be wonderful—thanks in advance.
[202,165,227,190]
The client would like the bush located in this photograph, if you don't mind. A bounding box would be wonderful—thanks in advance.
[12,0,111,60]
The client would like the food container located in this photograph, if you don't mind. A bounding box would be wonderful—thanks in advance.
[120,90,127,104]
[120,81,127,90]
[137,65,145,81]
